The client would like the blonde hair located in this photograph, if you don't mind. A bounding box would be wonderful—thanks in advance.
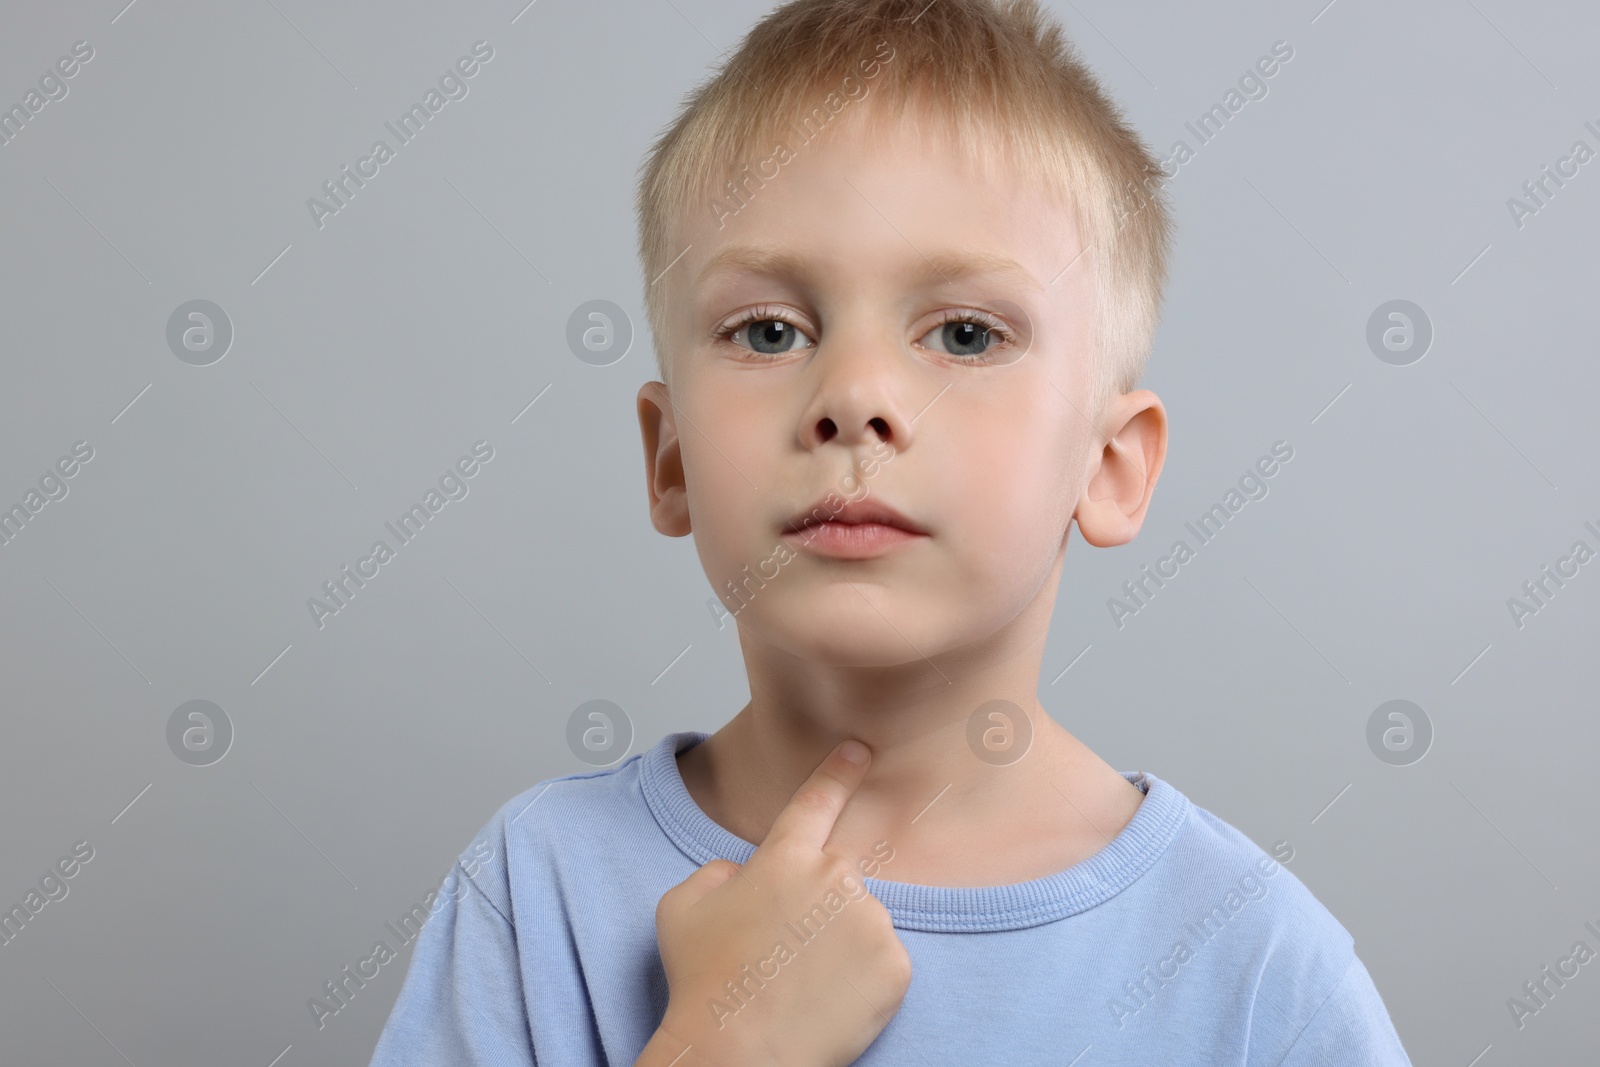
[633,0,1173,405]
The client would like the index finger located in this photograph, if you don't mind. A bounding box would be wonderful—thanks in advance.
[757,740,871,855]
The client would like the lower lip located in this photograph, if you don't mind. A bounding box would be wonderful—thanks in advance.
[780,521,928,559]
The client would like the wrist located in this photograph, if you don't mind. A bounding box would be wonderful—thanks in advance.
[639,1006,786,1067]
[634,1023,692,1067]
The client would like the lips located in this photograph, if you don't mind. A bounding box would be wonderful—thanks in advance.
[782,496,929,537]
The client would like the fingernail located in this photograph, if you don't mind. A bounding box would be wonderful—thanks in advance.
[840,740,869,765]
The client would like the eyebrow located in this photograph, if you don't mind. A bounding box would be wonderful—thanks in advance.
[693,245,1043,294]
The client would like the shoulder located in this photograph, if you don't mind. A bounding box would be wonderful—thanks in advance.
[1161,779,1354,959]
[443,746,655,921]
[490,748,651,838]
[1139,775,1375,1052]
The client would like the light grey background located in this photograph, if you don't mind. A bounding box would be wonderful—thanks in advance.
[1,0,1595,1063]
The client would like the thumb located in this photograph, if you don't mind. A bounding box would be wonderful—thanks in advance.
[659,857,743,920]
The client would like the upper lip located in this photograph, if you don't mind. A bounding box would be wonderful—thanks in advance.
[783,496,929,536]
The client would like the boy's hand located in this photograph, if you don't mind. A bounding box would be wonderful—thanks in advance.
[641,740,911,1067]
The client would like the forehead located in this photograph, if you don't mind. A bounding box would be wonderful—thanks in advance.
[672,106,1081,298]
[695,245,1045,297]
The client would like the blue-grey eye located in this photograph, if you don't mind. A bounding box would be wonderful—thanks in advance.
[919,318,1001,358]
[740,319,810,355]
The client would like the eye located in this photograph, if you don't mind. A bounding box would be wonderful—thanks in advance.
[715,307,817,357]
[713,307,1018,361]
[917,310,1015,360]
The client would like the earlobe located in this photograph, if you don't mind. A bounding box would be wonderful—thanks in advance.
[637,380,692,537]
[1073,390,1168,549]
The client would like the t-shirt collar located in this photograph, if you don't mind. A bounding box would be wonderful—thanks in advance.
[640,729,1191,933]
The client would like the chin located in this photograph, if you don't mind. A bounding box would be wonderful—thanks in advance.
[745,594,958,668]
[782,632,944,669]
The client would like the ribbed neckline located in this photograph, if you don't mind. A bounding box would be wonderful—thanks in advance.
[639,730,1191,933]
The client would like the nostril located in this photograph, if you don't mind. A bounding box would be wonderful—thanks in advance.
[816,417,837,442]
[869,416,891,440]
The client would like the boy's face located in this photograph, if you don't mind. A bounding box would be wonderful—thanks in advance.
[638,106,1165,667]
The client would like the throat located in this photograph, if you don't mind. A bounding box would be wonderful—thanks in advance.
[675,732,1145,889]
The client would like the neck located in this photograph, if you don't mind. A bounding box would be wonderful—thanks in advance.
[686,554,1126,876]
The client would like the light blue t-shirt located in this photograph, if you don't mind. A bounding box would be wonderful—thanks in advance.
[368,730,1411,1065]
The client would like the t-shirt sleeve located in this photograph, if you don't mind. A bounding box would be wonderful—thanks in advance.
[367,851,538,1067]
[1273,952,1411,1067]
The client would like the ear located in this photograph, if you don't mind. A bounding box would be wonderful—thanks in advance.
[1073,389,1167,548]
[637,380,692,537]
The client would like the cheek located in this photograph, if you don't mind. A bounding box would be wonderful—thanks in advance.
[680,413,775,578]
[974,453,1070,563]
[939,400,1079,553]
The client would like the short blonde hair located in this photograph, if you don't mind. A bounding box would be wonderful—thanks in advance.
[634,0,1173,405]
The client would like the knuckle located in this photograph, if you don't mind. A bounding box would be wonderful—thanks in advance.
[790,785,837,814]
[821,855,856,884]
[881,941,914,987]
[760,839,811,872]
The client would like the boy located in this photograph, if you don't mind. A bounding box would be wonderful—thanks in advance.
[369,0,1412,1063]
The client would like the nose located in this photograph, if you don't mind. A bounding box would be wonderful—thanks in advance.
[795,335,916,453]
